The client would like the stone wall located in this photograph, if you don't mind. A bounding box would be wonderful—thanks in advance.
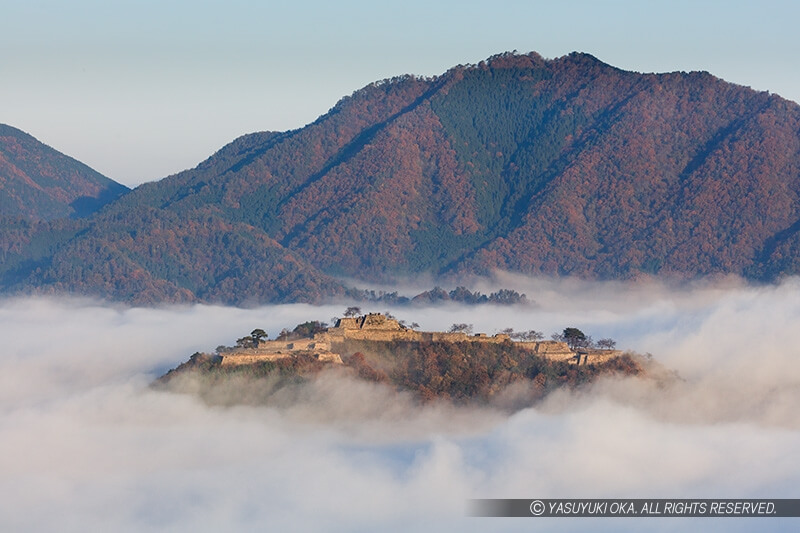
[220,337,340,366]
[335,317,359,329]
[360,313,402,330]
[336,328,422,342]
[334,313,403,331]
[328,328,515,344]
[220,352,291,366]
[515,340,575,361]
[316,352,344,364]
[430,332,469,342]
[577,349,622,365]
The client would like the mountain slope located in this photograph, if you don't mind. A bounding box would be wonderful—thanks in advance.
[3,52,800,303]
[0,124,129,220]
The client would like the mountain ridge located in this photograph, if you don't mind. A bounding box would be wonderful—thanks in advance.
[0,124,129,220]
[2,51,800,304]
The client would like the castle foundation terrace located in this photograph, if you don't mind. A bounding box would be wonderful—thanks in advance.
[218,313,617,366]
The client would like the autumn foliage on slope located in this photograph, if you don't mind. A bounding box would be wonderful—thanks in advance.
[4,52,800,303]
[0,124,128,220]
[157,339,644,407]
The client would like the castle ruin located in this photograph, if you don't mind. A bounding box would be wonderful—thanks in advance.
[218,313,619,366]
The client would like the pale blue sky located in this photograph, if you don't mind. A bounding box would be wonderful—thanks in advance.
[2,0,799,186]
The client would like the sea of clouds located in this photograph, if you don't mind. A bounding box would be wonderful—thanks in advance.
[2,277,800,532]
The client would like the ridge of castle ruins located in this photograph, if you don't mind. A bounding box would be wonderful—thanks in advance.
[218,313,620,367]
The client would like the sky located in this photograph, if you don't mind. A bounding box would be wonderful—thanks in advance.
[2,0,800,186]
[2,278,800,531]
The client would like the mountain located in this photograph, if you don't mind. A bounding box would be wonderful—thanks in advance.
[3,51,800,304]
[0,124,129,220]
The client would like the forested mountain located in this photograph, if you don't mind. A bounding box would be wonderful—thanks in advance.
[0,124,129,220]
[3,52,800,304]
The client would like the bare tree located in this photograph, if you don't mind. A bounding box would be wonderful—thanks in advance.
[597,338,617,350]
[504,328,543,341]
[449,323,473,334]
[518,330,544,341]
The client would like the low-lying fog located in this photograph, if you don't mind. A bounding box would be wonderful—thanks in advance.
[2,277,800,532]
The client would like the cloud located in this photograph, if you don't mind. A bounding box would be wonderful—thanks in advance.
[1,281,799,532]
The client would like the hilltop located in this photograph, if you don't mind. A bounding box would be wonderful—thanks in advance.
[156,313,648,407]
[3,51,800,303]
[0,124,128,220]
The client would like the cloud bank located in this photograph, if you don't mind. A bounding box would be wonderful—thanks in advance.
[1,279,800,532]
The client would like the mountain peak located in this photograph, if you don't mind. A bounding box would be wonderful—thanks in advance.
[480,50,547,69]
[0,124,129,220]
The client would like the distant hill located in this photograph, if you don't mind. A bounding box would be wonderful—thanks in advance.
[0,124,129,220]
[2,51,800,304]
[155,315,646,407]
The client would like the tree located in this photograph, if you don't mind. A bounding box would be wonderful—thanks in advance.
[488,289,528,305]
[250,328,268,344]
[504,328,543,341]
[517,330,544,341]
[562,327,589,350]
[235,336,256,349]
[291,321,328,338]
[449,286,488,304]
[597,338,617,350]
[344,306,361,317]
[449,323,473,334]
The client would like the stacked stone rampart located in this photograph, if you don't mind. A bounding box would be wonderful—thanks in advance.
[335,328,421,342]
[577,349,622,365]
[219,338,342,366]
[517,340,575,361]
[219,352,291,366]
